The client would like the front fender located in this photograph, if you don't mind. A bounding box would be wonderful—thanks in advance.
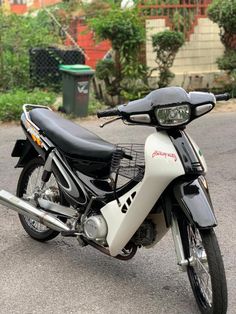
[173,178,217,229]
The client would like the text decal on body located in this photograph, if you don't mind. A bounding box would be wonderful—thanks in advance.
[152,150,177,162]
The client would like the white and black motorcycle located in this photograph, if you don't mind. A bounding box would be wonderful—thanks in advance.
[0,87,229,313]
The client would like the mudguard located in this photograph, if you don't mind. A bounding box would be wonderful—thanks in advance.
[12,139,38,168]
[173,178,217,228]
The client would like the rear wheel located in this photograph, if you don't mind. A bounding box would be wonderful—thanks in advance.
[17,157,65,242]
[179,220,227,313]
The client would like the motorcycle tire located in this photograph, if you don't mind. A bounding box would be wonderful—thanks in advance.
[178,219,227,314]
[16,157,66,242]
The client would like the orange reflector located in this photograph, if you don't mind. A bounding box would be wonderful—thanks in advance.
[32,134,37,142]
[36,138,42,146]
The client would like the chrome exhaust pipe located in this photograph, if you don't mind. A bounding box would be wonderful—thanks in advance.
[0,190,70,232]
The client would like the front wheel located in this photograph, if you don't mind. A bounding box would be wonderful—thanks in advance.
[179,220,227,314]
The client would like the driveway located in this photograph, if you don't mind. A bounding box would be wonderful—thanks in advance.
[0,112,235,314]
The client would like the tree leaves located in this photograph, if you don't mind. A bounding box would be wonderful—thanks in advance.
[208,0,236,33]
[0,11,61,91]
[89,7,147,102]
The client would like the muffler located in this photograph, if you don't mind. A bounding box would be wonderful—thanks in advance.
[0,190,70,232]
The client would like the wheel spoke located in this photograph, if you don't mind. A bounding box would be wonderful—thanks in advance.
[178,218,227,313]
[28,174,34,195]
[188,226,213,306]
[35,167,41,189]
[22,164,59,233]
[195,259,212,305]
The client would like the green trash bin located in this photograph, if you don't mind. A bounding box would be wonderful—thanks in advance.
[60,64,95,117]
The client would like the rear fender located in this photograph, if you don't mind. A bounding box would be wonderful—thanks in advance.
[173,178,217,229]
[12,139,38,168]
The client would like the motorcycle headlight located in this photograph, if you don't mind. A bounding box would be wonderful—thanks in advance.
[155,104,190,127]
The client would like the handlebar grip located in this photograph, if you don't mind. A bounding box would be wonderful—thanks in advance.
[97,108,120,118]
[215,93,231,102]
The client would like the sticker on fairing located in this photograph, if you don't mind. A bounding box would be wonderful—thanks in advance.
[152,150,177,162]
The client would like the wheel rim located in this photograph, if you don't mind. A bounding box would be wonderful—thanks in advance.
[23,164,60,233]
[187,226,212,308]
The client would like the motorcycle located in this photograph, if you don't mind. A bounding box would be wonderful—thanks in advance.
[0,86,229,313]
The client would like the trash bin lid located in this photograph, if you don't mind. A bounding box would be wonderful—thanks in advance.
[59,64,93,73]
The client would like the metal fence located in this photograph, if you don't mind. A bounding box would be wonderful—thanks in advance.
[29,47,85,89]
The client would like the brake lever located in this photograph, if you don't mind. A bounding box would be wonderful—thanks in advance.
[100,117,122,128]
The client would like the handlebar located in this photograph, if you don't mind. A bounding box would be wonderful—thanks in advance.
[97,108,120,118]
[215,93,231,102]
[97,92,231,119]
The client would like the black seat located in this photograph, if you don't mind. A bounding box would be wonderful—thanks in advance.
[30,108,115,161]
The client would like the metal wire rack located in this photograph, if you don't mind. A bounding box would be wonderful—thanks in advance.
[111,144,145,182]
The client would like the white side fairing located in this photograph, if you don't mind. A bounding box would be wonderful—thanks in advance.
[101,131,185,256]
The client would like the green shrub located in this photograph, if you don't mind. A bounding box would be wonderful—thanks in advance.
[0,10,61,91]
[152,30,184,88]
[95,59,119,96]
[0,89,57,122]
[217,50,236,72]
[88,91,106,115]
[208,0,236,35]
[90,8,144,55]
[208,0,236,50]
[208,0,236,95]
[89,8,147,103]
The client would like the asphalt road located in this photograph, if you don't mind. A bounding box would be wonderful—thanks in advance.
[0,112,235,314]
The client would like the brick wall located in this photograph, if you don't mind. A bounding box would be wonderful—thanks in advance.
[65,19,111,69]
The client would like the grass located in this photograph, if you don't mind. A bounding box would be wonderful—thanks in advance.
[0,88,106,122]
[55,89,106,117]
[88,90,106,115]
[0,89,57,122]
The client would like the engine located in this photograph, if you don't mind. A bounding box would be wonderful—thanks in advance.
[132,220,156,246]
[83,215,108,242]
[82,216,156,247]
